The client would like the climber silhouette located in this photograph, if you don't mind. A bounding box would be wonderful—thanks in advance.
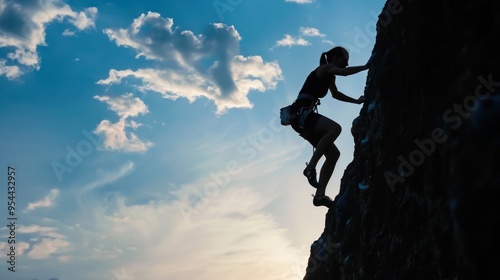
[289,46,370,207]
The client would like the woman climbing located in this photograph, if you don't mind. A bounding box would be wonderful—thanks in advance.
[289,46,370,207]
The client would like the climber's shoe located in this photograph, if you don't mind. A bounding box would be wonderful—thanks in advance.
[312,195,333,208]
[303,163,319,188]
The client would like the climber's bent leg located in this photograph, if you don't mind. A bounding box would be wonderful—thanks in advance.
[316,144,340,196]
[306,116,341,171]
[313,146,337,208]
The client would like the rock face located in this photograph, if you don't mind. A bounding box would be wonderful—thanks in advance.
[303,0,500,279]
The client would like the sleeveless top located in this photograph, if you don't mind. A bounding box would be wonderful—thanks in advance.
[295,69,331,107]
[290,69,331,131]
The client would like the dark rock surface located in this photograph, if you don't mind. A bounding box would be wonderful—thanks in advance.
[304,0,500,279]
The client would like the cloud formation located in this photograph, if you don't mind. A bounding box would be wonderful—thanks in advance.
[273,34,310,48]
[0,0,97,79]
[100,12,282,114]
[11,225,71,260]
[272,26,327,49]
[285,0,314,3]
[25,189,60,212]
[96,186,303,280]
[0,143,308,279]
[299,27,325,37]
[93,94,153,152]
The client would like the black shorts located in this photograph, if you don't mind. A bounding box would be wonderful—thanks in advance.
[291,110,327,147]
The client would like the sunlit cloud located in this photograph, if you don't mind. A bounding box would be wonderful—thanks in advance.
[285,0,314,4]
[93,94,153,152]
[272,26,326,49]
[272,34,310,49]
[28,238,71,260]
[0,59,21,79]
[0,139,308,279]
[18,225,67,239]
[0,241,30,255]
[24,189,60,212]
[299,27,325,37]
[6,225,71,260]
[0,0,97,79]
[96,186,303,279]
[100,12,282,114]
[62,29,76,36]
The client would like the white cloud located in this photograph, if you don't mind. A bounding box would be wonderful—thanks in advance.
[10,225,71,260]
[285,0,314,3]
[273,34,310,49]
[94,119,153,152]
[70,7,97,30]
[18,225,67,239]
[299,27,325,37]
[93,94,153,152]
[24,189,59,212]
[98,55,282,115]
[101,12,282,114]
[3,162,135,263]
[94,93,148,119]
[17,242,30,255]
[0,0,97,79]
[28,238,71,259]
[0,241,29,256]
[0,59,21,79]
[90,186,304,280]
[128,120,142,129]
[0,143,313,279]
[62,29,76,36]
[273,27,328,49]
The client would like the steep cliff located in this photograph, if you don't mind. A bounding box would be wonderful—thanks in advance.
[304,0,500,279]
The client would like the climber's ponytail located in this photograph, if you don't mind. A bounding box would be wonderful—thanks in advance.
[319,52,328,65]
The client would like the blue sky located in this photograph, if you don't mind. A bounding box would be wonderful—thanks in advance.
[0,0,385,279]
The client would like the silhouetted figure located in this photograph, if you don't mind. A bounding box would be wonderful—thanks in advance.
[289,47,369,207]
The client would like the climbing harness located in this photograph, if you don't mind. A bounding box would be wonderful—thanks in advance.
[296,94,319,128]
[296,93,320,154]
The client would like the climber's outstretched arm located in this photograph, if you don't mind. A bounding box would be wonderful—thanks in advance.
[320,64,369,77]
[330,82,364,104]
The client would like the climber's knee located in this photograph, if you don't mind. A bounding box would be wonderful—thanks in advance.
[325,145,340,160]
[328,122,342,139]
[315,116,342,138]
